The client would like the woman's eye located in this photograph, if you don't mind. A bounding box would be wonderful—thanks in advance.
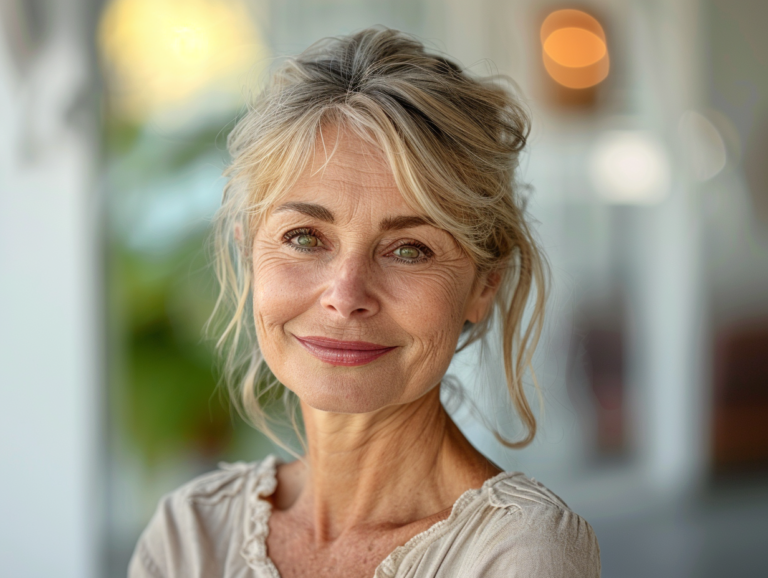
[393,246,422,260]
[293,234,319,248]
[283,228,323,251]
[391,243,432,263]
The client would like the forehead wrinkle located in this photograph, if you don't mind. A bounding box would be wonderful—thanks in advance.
[282,127,426,229]
[309,125,344,180]
[303,156,392,197]
[296,163,399,224]
[311,129,393,183]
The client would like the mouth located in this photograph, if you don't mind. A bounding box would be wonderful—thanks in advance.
[293,335,397,367]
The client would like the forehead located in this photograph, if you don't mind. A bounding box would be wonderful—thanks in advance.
[276,125,412,217]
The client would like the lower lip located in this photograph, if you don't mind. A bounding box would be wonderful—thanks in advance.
[294,337,396,367]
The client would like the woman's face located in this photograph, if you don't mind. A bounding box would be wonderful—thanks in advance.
[251,127,495,414]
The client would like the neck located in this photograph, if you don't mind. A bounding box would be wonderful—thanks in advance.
[281,387,499,542]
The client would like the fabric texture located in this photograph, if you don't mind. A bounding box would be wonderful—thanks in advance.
[128,456,601,577]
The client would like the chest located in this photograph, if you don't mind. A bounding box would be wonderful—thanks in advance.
[265,510,438,578]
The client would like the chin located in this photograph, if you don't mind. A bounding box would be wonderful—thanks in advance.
[288,372,401,414]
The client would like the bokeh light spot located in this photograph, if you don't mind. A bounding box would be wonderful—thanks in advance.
[541,9,609,89]
[679,110,727,181]
[98,0,268,121]
[544,28,606,67]
[171,26,211,62]
[589,131,671,205]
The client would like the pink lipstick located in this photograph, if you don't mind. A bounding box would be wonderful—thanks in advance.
[294,336,396,366]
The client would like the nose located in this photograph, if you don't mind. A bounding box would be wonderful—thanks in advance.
[319,252,380,319]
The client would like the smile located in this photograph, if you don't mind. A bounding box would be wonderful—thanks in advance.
[294,336,397,366]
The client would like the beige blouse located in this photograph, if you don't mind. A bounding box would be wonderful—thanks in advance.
[128,456,601,577]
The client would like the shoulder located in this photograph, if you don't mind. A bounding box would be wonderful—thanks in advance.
[456,473,601,577]
[128,457,278,578]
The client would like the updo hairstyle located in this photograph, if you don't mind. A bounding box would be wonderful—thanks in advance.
[210,26,547,450]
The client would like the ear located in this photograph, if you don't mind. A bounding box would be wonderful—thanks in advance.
[465,270,502,324]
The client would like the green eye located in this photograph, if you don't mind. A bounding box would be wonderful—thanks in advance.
[394,246,421,260]
[295,234,318,247]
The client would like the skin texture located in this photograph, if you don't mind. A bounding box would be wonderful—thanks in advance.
[251,126,502,578]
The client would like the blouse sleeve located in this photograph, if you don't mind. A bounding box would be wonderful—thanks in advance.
[127,496,175,578]
[126,461,259,578]
[473,505,601,577]
[128,541,165,578]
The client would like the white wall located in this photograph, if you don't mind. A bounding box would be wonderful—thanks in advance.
[0,2,101,577]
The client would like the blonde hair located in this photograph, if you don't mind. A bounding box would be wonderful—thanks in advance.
[210,27,547,451]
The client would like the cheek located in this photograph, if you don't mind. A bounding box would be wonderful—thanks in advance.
[384,268,473,356]
[251,251,319,337]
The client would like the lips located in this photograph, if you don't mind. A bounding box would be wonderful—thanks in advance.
[294,336,396,366]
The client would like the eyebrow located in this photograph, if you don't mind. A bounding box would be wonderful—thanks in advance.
[273,202,335,222]
[273,202,431,232]
[378,215,430,231]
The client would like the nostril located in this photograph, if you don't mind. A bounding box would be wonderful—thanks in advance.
[318,258,375,312]
[319,269,379,319]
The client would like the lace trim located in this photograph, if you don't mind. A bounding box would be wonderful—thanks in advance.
[240,455,282,577]
[374,470,520,578]
[240,455,522,578]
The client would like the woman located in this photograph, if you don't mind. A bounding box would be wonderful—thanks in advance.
[129,27,600,578]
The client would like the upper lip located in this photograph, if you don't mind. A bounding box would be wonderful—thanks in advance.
[294,336,395,350]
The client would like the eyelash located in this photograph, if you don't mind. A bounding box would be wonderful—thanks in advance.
[281,228,434,264]
[283,227,323,252]
[389,240,433,264]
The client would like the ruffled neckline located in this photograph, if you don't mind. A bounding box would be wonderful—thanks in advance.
[240,455,281,577]
[239,455,522,578]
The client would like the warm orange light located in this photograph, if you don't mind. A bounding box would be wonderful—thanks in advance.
[544,28,606,67]
[540,9,609,89]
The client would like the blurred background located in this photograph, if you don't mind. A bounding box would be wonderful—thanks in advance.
[2,0,768,576]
